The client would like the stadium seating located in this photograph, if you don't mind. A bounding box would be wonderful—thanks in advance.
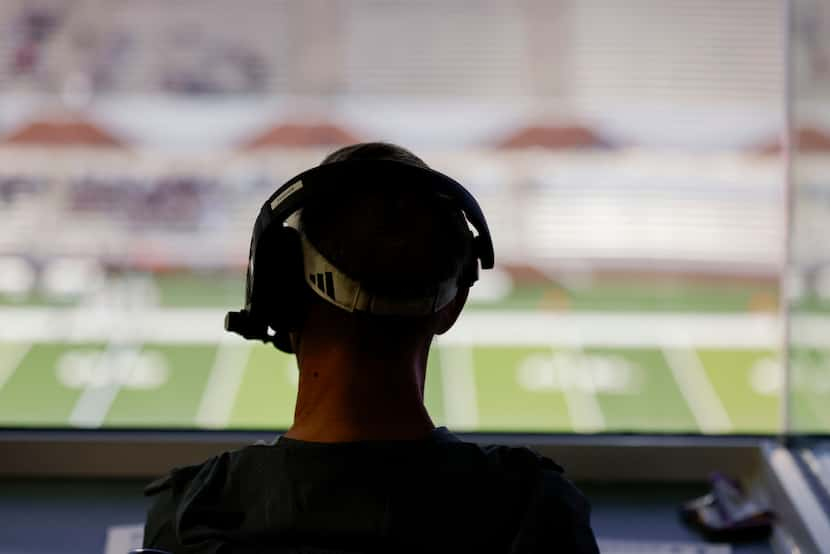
[0,148,790,273]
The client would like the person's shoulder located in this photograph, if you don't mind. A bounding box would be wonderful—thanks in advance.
[479,443,564,474]
[431,428,560,468]
[144,461,204,497]
[142,454,220,549]
[520,456,598,553]
[527,469,599,553]
[474,442,598,553]
[142,445,270,550]
[478,443,590,515]
[144,450,232,500]
[144,439,283,493]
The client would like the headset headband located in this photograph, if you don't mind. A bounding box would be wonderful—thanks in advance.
[225,159,495,346]
[300,232,462,315]
[263,160,494,268]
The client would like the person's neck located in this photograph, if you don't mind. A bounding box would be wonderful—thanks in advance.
[283,337,436,443]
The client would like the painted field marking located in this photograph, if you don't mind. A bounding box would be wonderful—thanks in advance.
[68,274,156,428]
[516,352,640,394]
[438,345,479,429]
[57,349,169,390]
[69,345,141,428]
[0,308,793,348]
[750,357,781,396]
[447,311,784,349]
[0,343,32,391]
[196,339,252,428]
[662,346,733,434]
[554,336,606,433]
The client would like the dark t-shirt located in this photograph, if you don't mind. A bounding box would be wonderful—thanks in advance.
[143,427,598,553]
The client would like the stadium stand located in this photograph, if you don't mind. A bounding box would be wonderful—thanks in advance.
[4,113,125,147]
[0,143,788,274]
[496,125,609,150]
[241,122,362,150]
[0,0,780,104]
[755,126,830,155]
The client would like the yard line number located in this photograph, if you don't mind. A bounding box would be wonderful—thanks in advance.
[56,349,169,390]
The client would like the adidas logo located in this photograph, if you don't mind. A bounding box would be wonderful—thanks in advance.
[309,272,335,300]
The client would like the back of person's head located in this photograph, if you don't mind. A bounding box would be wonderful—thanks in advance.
[296,142,475,340]
[224,141,491,355]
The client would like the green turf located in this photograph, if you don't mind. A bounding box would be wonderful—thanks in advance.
[448,280,777,313]
[227,346,449,430]
[423,348,447,426]
[588,348,698,433]
[0,343,102,426]
[697,349,780,434]
[155,273,244,309]
[0,292,79,307]
[149,273,778,313]
[229,345,297,429]
[0,266,783,316]
[104,344,217,427]
[562,280,777,313]
[0,340,793,435]
[468,346,573,433]
[468,284,548,311]
[789,347,830,433]
[793,294,830,315]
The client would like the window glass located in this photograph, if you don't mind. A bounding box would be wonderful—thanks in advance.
[786,0,830,435]
[0,0,789,434]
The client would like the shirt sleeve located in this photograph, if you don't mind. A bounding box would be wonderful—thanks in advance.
[142,464,203,552]
[143,482,181,551]
[511,469,600,554]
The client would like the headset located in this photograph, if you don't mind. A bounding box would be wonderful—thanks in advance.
[224,159,494,353]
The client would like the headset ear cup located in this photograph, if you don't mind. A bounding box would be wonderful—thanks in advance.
[460,255,479,287]
[460,234,480,287]
[262,227,307,335]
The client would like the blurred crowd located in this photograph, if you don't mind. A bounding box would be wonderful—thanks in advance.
[7,4,269,96]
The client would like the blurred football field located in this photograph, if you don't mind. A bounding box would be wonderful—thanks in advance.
[0,272,827,434]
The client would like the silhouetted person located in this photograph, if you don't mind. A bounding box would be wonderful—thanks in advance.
[143,143,599,553]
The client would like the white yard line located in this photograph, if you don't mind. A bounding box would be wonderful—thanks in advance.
[0,343,32,391]
[69,345,139,428]
[662,346,733,434]
[447,311,783,349]
[195,340,252,428]
[560,379,606,432]
[0,308,794,348]
[69,274,154,428]
[438,345,480,429]
[557,336,607,433]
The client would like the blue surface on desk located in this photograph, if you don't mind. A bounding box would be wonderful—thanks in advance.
[0,479,771,554]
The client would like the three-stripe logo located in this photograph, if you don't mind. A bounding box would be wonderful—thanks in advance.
[309,272,336,300]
